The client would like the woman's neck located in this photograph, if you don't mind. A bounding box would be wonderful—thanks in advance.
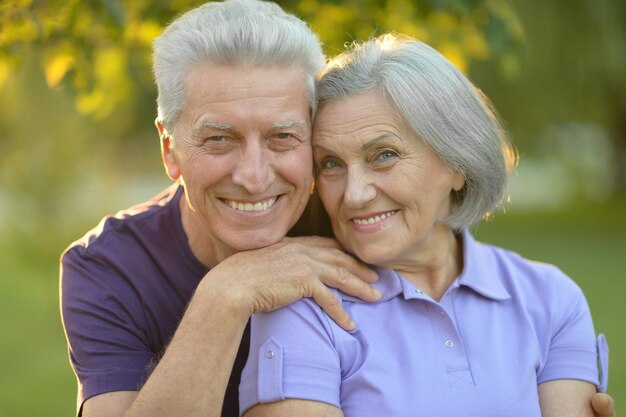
[389,225,463,302]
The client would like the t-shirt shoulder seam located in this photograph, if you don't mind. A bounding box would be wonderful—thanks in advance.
[66,188,180,258]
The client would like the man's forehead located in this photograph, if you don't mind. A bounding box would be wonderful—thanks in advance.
[178,64,311,135]
[185,62,308,87]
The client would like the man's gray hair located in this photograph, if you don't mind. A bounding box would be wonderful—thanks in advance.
[153,0,325,136]
[316,33,516,230]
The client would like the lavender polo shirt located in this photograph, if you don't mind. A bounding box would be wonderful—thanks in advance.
[240,230,605,417]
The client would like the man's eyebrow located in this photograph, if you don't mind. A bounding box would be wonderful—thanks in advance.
[270,120,307,130]
[192,122,235,137]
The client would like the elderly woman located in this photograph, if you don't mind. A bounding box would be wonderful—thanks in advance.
[238,34,608,417]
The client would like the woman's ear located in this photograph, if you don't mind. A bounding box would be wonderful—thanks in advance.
[452,171,465,192]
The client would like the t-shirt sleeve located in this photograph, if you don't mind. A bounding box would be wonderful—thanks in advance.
[60,246,155,409]
[536,270,600,386]
[239,297,343,415]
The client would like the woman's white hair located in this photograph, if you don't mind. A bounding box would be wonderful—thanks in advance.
[153,0,325,136]
[316,33,517,230]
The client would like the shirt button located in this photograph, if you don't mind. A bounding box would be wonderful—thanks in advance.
[414,289,423,294]
[265,350,275,359]
[444,340,455,348]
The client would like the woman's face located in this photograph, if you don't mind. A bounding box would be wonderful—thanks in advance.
[313,91,464,268]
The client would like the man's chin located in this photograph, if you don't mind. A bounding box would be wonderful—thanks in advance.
[225,230,287,252]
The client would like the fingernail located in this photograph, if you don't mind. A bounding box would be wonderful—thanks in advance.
[372,289,382,299]
[347,320,357,331]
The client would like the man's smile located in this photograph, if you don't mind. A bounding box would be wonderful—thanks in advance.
[221,196,279,212]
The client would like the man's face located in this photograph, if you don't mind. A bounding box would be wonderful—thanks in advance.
[164,64,313,263]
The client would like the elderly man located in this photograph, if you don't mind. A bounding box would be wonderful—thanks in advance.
[60,1,615,417]
[61,1,378,416]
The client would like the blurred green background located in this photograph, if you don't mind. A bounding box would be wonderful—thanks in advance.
[1,0,624,416]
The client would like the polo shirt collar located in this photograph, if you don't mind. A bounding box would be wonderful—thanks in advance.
[340,267,403,303]
[341,229,511,303]
[456,229,511,301]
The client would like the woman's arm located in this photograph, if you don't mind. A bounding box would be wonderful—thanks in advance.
[538,379,597,417]
[245,399,344,417]
[591,393,616,417]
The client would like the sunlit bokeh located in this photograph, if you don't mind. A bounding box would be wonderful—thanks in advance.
[1,1,624,415]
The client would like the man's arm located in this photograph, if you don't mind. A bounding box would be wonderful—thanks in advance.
[82,236,380,417]
[242,385,616,417]
[83,392,137,416]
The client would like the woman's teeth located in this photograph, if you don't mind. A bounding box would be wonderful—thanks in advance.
[352,210,396,225]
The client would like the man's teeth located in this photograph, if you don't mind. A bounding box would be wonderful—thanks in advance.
[227,197,277,212]
[352,211,396,225]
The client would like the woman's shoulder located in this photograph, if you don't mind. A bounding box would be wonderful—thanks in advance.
[467,231,585,301]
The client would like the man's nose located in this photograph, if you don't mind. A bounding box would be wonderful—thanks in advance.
[231,141,276,194]
[344,166,377,208]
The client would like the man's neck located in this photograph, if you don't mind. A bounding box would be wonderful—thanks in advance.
[178,195,236,269]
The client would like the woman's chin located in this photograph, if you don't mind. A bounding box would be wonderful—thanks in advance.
[351,246,396,268]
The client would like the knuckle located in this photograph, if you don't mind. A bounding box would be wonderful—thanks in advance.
[297,262,315,279]
[318,290,342,316]
[325,291,341,309]
[328,247,345,259]
[335,267,350,285]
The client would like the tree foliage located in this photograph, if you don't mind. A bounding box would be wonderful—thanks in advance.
[1,0,524,120]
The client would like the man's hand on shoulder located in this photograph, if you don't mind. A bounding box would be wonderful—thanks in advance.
[202,236,381,331]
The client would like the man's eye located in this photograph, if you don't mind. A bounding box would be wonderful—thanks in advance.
[207,136,226,142]
[275,133,293,140]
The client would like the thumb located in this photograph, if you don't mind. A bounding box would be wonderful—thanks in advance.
[591,393,615,417]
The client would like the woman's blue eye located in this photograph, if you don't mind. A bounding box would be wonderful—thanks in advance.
[375,150,398,161]
[321,159,340,169]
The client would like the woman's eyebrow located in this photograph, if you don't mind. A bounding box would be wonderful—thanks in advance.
[360,133,397,151]
[312,143,336,154]
[313,133,398,154]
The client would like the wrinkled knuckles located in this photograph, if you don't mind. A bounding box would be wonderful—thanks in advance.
[328,247,347,260]
[322,288,342,311]
[334,267,351,287]
[292,263,314,281]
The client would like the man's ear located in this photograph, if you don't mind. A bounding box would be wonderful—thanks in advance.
[156,119,181,181]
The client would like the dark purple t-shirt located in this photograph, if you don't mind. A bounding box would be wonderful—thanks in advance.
[60,184,249,416]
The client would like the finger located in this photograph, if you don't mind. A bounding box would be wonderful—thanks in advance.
[283,235,342,249]
[312,285,356,331]
[282,238,379,284]
[591,393,615,417]
[317,262,381,302]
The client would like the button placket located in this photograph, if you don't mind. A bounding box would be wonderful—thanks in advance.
[436,292,475,386]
